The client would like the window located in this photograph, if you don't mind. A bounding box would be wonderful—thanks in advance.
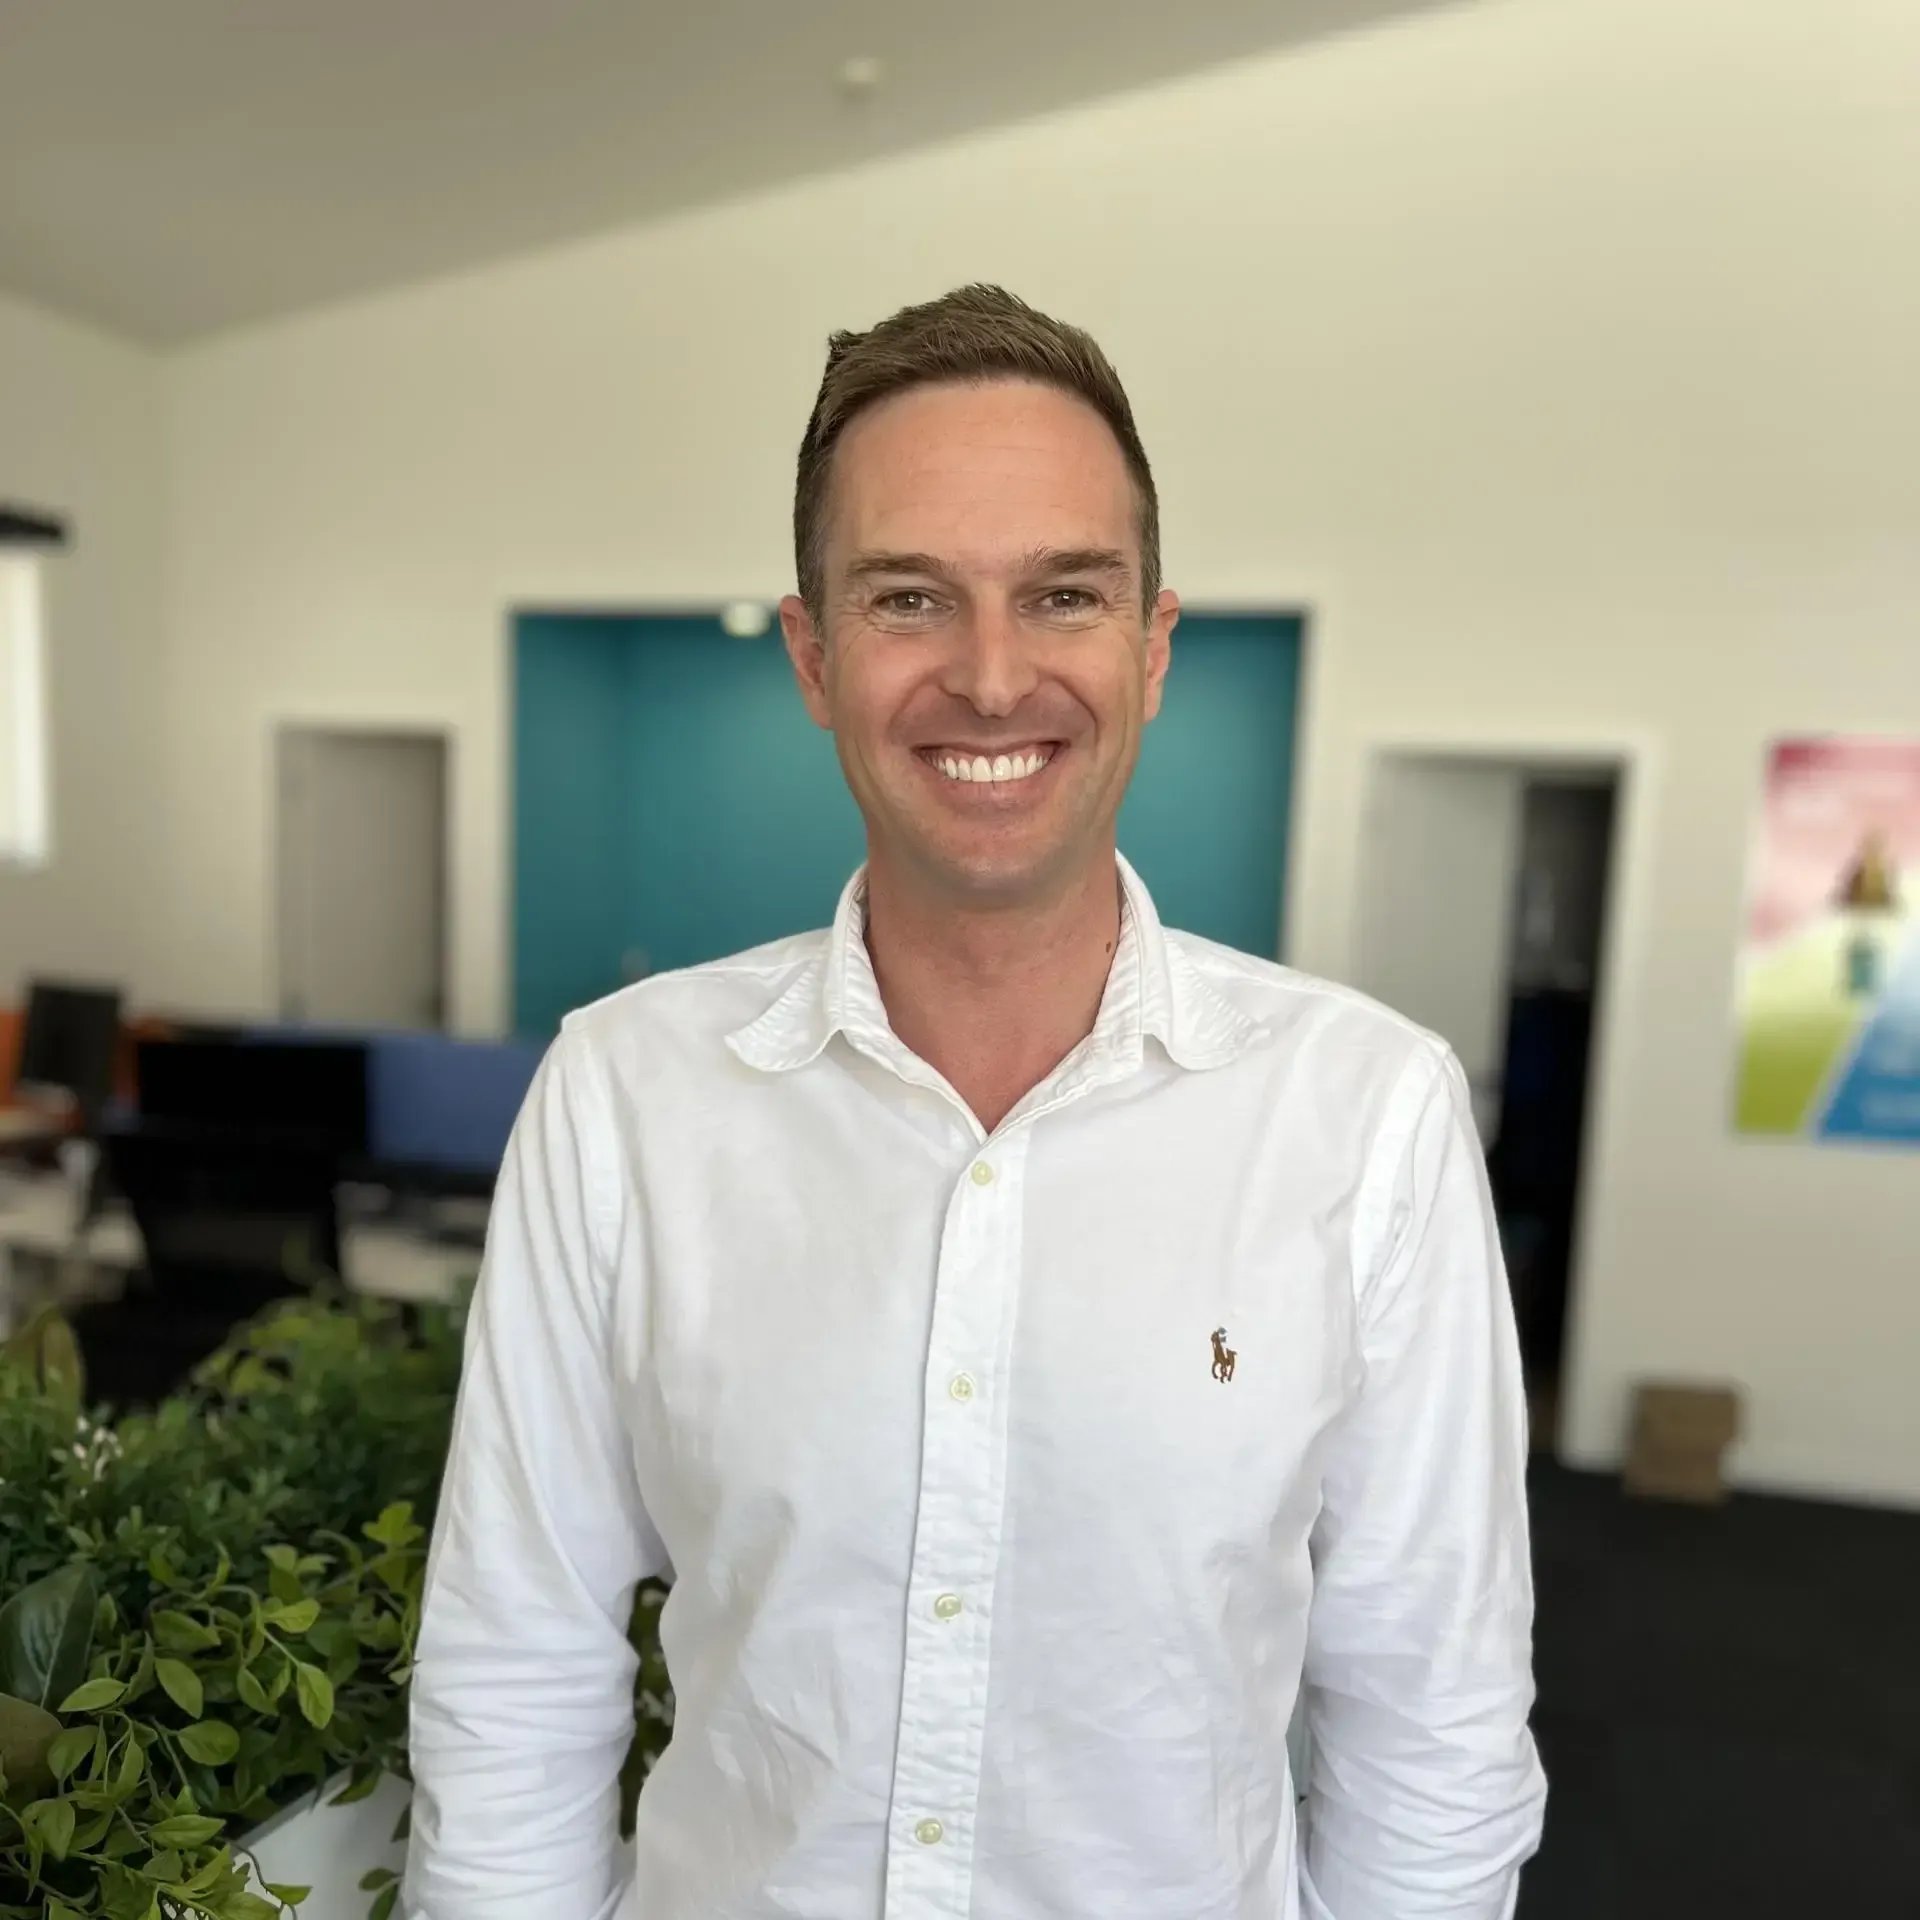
[0,549,50,865]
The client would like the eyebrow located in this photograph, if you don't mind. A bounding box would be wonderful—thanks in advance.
[1021,546,1133,585]
[843,551,954,583]
[842,546,1134,584]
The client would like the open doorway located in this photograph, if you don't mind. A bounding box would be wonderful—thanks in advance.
[1352,748,1624,1447]
[275,726,449,1029]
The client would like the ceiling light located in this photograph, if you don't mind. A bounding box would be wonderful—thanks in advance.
[720,600,772,638]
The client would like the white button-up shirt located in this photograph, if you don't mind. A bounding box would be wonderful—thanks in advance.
[407,860,1546,1920]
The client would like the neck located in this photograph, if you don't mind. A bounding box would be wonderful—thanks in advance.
[863,847,1123,1133]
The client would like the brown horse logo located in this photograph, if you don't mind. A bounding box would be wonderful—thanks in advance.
[1211,1326,1237,1384]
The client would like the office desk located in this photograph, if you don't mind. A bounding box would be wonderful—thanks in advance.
[0,1109,62,1148]
[0,1171,474,1333]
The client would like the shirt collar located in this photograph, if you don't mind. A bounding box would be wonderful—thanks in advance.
[726,855,1261,1077]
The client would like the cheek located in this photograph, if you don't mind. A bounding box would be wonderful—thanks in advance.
[1063,648,1148,735]
[826,645,920,751]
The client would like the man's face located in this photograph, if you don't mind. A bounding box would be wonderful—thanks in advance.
[780,379,1177,907]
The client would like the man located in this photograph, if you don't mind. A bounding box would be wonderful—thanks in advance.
[407,284,1546,1919]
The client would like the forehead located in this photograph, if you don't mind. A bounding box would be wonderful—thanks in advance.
[826,379,1137,561]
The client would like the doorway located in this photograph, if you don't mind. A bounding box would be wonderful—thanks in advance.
[275,726,449,1029]
[1352,748,1624,1443]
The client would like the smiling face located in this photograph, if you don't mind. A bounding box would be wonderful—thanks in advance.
[780,379,1177,909]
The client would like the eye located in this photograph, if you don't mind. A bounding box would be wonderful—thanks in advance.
[873,588,943,619]
[1037,587,1101,616]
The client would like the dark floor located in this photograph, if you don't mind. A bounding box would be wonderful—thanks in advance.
[1520,1460,1920,1919]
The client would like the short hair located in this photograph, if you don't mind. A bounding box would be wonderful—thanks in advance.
[793,283,1160,620]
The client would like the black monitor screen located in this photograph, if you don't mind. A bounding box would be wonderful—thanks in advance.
[135,1038,369,1155]
[17,980,123,1116]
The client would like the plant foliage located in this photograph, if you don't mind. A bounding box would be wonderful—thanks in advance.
[1,1289,674,1918]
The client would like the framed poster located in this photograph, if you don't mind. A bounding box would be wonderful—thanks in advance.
[1734,736,1920,1143]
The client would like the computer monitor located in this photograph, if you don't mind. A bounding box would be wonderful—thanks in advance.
[134,1037,369,1155]
[15,980,123,1122]
[365,1031,542,1193]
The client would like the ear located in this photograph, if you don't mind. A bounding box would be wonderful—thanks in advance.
[779,594,834,729]
[1142,589,1179,722]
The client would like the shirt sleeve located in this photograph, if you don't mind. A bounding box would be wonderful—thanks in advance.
[405,1023,667,1920]
[1299,1043,1548,1919]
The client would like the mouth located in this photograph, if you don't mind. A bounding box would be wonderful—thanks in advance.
[918,744,1059,787]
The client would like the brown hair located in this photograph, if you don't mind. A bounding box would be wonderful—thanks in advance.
[793,283,1160,619]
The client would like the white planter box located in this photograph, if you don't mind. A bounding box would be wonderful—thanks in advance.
[241,1773,411,1920]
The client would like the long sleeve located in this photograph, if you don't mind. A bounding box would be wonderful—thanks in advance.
[406,1025,666,1920]
[1300,1045,1547,1919]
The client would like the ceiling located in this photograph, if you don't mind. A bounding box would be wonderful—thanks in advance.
[0,0,1449,344]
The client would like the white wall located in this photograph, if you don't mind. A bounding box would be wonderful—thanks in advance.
[151,0,1920,1500]
[0,292,166,999]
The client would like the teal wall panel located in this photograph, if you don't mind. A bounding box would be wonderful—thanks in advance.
[512,614,631,1038]
[1118,612,1301,959]
[618,618,866,979]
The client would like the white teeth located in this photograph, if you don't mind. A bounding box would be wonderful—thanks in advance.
[933,748,1054,783]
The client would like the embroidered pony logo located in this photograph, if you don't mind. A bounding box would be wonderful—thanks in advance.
[1210,1326,1237,1384]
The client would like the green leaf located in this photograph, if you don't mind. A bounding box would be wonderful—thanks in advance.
[263,1886,311,1906]
[48,1723,96,1782]
[123,1638,157,1705]
[156,1657,205,1718]
[370,1883,399,1920]
[264,1598,320,1634]
[116,1728,147,1792]
[147,1812,226,1848]
[359,1867,397,1890]
[142,1848,183,1883]
[154,1609,221,1653]
[331,1765,381,1805]
[0,1690,63,1791]
[25,1793,78,1859]
[0,1562,99,1709]
[213,1896,287,1920]
[362,1502,421,1548]
[179,1719,241,1765]
[73,1806,115,1850]
[292,1660,334,1729]
[236,1665,272,1714]
[263,1544,301,1573]
[2,1305,84,1398]
[60,1674,128,1713]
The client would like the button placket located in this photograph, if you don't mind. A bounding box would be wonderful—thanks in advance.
[883,1133,1030,1916]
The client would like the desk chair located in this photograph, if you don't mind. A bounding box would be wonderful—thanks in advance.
[73,1130,342,1409]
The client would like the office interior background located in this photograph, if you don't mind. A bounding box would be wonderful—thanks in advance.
[1,1,1916,1913]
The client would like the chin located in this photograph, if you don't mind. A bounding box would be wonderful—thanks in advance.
[909,833,1085,904]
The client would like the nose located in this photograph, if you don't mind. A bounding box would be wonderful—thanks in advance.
[941,602,1040,719]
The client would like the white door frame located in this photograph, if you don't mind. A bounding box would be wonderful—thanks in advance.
[1352,724,1661,1456]
[272,719,454,1028]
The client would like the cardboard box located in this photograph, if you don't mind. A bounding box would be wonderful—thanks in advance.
[1624,1382,1743,1504]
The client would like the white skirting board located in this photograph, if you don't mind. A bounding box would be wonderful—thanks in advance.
[241,1773,411,1920]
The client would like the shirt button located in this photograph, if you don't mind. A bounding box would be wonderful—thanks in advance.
[933,1592,963,1620]
[970,1161,995,1187]
[914,1818,945,1846]
[948,1372,976,1403]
